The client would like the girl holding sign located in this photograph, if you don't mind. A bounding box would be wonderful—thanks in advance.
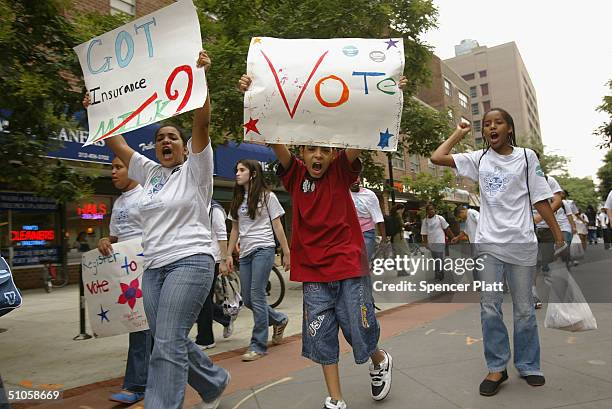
[226,159,291,361]
[431,108,566,397]
[98,156,151,405]
[85,51,229,409]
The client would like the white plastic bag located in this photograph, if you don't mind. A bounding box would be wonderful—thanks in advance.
[545,302,597,332]
[570,234,584,260]
[544,260,597,332]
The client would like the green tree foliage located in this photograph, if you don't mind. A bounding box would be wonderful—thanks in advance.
[402,168,454,215]
[0,0,95,203]
[595,79,612,149]
[520,135,569,176]
[556,175,601,210]
[196,0,449,186]
[596,149,612,200]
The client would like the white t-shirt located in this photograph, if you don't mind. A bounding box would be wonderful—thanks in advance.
[535,175,571,232]
[228,191,285,258]
[351,188,384,233]
[420,214,449,244]
[598,212,609,228]
[452,147,552,266]
[604,190,612,211]
[128,140,214,270]
[210,205,228,263]
[109,185,143,242]
[464,208,480,243]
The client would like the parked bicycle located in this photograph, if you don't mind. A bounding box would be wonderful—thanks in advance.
[42,259,69,293]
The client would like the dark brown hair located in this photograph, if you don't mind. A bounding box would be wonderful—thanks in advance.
[230,159,269,220]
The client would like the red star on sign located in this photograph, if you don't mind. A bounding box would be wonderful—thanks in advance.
[243,117,261,135]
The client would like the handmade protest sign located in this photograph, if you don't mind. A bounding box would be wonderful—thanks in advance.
[74,0,206,146]
[81,238,148,338]
[244,37,404,151]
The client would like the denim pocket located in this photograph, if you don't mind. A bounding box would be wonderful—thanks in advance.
[303,282,321,294]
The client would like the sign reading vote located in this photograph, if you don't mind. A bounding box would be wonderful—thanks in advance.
[81,239,149,338]
[73,0,206,146]
[244,37,405,151]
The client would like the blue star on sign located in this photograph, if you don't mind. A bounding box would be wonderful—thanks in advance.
[98,305,110,323]
[377,128,394,148]
[385,39,399,50]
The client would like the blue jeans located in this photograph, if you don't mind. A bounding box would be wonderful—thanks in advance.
[302,275,380,365]
[240,247,287,354]
[363,229,376,262]
[123,329,152,393]
[142,254,229,409]
[479,254,542,376]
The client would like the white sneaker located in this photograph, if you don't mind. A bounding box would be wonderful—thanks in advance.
[223,318,234,339]
[369,350,393,401]
[323,397,347,409]
[199,342,216,350]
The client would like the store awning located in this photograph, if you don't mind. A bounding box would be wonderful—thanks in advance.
[213,141,276,179]
[469,193,481,208]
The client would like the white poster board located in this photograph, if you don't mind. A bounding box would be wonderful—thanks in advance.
[81,238,148,338]
[74,0,206,146]
[244,37,404,151]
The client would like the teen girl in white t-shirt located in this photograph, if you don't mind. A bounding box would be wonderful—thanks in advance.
[85,51,229,409]
[227,159,290,362]
[431,108,566,397]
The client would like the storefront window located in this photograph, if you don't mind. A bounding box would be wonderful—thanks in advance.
[66,196,113,263]
[0,192,61,267]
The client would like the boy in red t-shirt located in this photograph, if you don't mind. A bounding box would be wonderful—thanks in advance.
[239,74,406,409]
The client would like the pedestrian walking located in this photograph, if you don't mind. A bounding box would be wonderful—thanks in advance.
[431,107,566,396]
[226,159,290,362]
[420,203,455,280]
[86,50,230,409]
[98,157,152,405]
[195,200,235,350]
[350,177,387,261]
[586,205,598,244]
[599,206,611,250]
[239,73,407,409]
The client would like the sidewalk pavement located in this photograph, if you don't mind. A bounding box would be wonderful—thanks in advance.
[4,246,612,409]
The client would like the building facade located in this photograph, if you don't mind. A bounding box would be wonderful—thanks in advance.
[444,40,542,147]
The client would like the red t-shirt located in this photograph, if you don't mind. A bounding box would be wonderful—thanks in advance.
[278,151,368,282]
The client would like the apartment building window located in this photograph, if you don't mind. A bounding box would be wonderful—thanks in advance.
[473,120,481,133]
[482,100,491,112]
[471,103,479,115]
[480,83,489,96]
[479,70,487,78]
[392,152,405,169]
[111,0,135,15]
[409,154,420,172]
[444,79,452,96]
[458,91,468,108]
[462,73,475,81]
[470,86,477,98]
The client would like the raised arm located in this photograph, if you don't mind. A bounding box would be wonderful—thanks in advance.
[82,94,135,166]
[191,50,212,154]
[430,123,471,167]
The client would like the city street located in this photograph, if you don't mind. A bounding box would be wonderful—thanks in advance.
[1,245,611,409]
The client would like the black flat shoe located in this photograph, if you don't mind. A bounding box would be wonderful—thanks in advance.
[479,370,508,396]
[524,375,545,386]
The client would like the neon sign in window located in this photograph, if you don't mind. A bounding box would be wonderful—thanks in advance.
[11,225,55,246]
[77,203,107,220]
